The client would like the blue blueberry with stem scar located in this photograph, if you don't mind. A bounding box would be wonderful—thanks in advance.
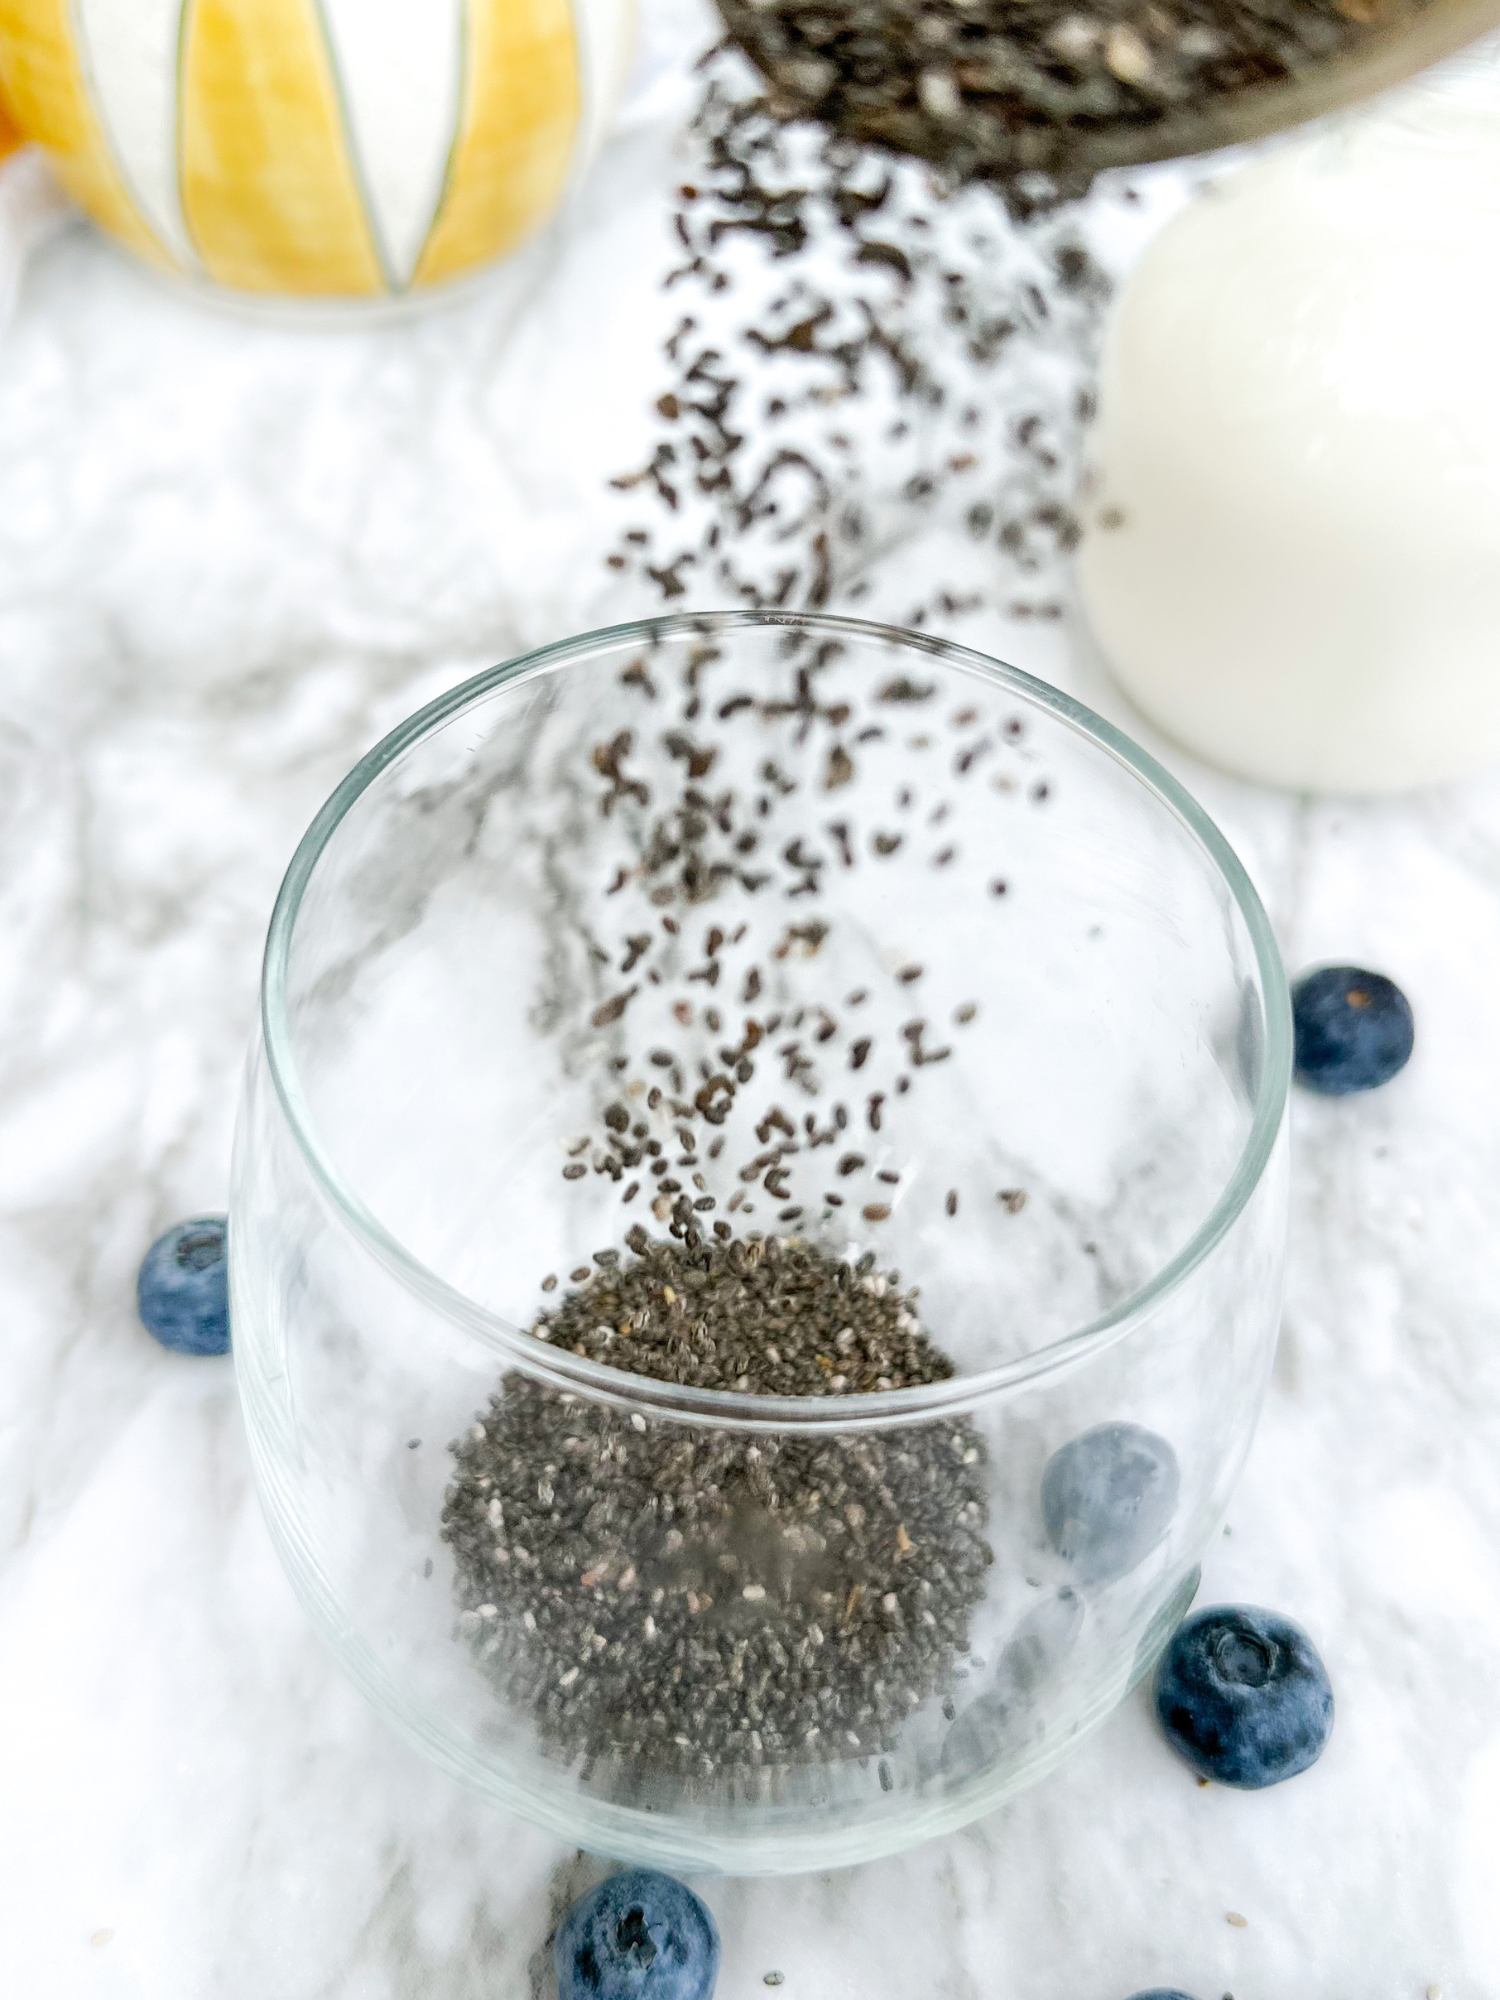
[1041,1422,1179,1586]
[1291,965,1413,1095]
[1155,1604,1334,1788]
[556,1869,719,2000]
[136,1216,230,1356]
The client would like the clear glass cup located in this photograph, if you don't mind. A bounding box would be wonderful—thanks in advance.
[231,611,1291,1874]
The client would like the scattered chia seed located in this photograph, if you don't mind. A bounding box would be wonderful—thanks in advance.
[443,1234,990,1779]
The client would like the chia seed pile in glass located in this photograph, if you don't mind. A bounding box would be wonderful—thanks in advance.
[717,0,1430,194]
[443,1234,990,1779]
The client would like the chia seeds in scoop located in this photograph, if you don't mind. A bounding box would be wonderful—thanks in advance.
[717,0,1428,200]
[443,1233,991,1780]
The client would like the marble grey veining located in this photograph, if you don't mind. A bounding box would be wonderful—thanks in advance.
[2,7,1499,1993]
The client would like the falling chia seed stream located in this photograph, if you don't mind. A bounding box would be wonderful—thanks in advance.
[601,47,1114,625]
[439,49,1111,1781]
[439,606,1067,1778]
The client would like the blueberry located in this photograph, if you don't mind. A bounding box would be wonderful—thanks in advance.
[1041,1422,1179,1586]
[942,1587,1083,1776]
[556,1869,719,2000]
[1154,1604,1333,1788]
[1291,965,1413,1095]
[136,1216,230,1356]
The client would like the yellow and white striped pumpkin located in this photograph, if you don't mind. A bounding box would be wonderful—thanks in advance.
[0,0,634,299]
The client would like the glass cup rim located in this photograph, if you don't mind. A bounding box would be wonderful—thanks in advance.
[259,610,1291,1431]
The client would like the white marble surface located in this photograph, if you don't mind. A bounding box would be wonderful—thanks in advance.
[2,11,1500,1996]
